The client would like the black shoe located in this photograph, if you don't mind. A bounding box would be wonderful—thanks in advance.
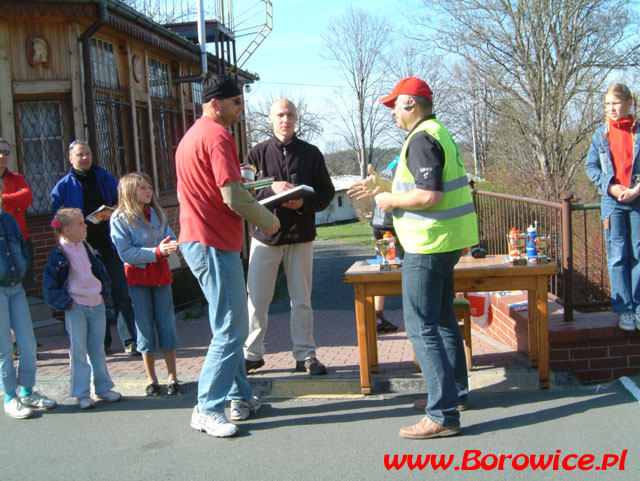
[167,381,181,395]
[245,358,265,373]
[145,381,160,397]
[125,343,142,356]
[376,318,399,333]
[295,358,327,375]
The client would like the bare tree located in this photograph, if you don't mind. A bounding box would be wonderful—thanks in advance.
[445,63,494,176]
[119,0,197,23]
[245,94,324,146]
[321,7,391,178]
[413,0,640,199]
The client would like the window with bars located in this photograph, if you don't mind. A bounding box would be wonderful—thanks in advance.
[90,38,120,89]
[151,100,182,195]
[14,99,72,214]
[149,58,173,100]
[192,81,202,105]
[89,39,134,181]
[136,104,153,179]
[147,59,181,195]
[94,87,135,179]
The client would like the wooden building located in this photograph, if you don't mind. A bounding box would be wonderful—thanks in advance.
[0,0,257,299]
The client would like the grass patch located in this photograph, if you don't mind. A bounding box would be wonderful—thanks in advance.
[316,221,375,248]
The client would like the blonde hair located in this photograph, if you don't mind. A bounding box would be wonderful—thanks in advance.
[52,207,83,239]
[605,83,638,135]
[116,172,164,227]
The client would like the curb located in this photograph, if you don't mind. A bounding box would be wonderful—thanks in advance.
[34,364,577,402]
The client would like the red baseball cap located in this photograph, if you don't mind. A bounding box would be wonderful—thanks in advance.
[379,77,433,108]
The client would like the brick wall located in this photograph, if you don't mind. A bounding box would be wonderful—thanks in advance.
[472,291,640,384]
[548,313,640,384]
[26,215,61,298]
[472,292,531,356]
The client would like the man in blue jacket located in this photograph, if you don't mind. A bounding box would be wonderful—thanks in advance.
[51,140,138,355]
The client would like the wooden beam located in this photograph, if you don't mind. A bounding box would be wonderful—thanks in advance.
[143,51,160,194]
[67,21,85,139]
[124,40,141,172]
[0,23,18,171]
[12,80,72,95]
[134,90,148,103]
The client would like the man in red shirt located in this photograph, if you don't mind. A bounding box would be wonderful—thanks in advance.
[0,138,35,289]
[176,74,279,438]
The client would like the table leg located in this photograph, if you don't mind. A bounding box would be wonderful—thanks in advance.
[365,295,378,373]
[527,289,539,368]
[354,284,372,394]
[536,276,550,389]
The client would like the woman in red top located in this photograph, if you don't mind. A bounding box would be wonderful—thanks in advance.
[585,83,640,331]
[0,138,34,289]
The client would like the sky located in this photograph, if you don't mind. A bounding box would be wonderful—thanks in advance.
[234,0,408,150]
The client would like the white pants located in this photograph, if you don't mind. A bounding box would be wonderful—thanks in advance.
[244,239,316,361]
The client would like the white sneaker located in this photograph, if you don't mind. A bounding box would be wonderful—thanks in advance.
[190,406,238,437]
[96,390,122,402]
[77,397,95,409]
[230,396,262,421]
[4,397,33,419]
[20,391,57,409]
[618,313,635,331]
[635,312,640,330]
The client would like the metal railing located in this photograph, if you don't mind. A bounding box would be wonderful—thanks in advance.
[474,189,608,322]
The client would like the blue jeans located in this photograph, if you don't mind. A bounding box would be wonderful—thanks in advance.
[129,284,179,353]
[99,247,137,349]
[402,250,468,427]
[601,197,640,314]
[0,284,37,392]
[65,302,114,398]
[180,242,252,414]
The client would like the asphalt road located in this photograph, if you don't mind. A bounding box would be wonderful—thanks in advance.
[1,377,638,480]
[270,239,403,314]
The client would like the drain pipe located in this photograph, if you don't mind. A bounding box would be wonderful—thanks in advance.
[80,1,108,156]
[173,0,208,83]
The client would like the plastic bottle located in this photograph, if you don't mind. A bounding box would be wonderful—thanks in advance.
[508,227,520,259]
[383,231,396,261]
[526,224,538,258]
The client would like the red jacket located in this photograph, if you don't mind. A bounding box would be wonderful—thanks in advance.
[1,170,33,238]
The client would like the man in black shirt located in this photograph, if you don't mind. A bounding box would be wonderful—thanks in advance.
[243,99,335,375]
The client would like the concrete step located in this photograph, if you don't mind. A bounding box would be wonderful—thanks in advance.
[27,296,53,322]
[33,318,66,338]
[27,297,65,337]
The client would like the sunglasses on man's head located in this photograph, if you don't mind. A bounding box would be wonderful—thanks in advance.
[68,139,89,150]
[0,150,10,156]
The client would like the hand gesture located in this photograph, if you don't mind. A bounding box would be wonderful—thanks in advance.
[374,192,394,212]
[159,236,179,257]
[618,184,640,203]
[347,164,383,200]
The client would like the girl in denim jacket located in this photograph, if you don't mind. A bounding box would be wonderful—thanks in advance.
[585,83,640,331]
[43,208,121,409]
[110,173,180,396]
[0,179,57,419]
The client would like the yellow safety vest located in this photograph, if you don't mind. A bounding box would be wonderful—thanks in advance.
[392,117,479,254]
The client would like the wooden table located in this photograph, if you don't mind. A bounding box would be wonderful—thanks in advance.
[343,255,558,394]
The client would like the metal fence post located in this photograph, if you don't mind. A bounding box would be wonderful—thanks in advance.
[560,191,574,322]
